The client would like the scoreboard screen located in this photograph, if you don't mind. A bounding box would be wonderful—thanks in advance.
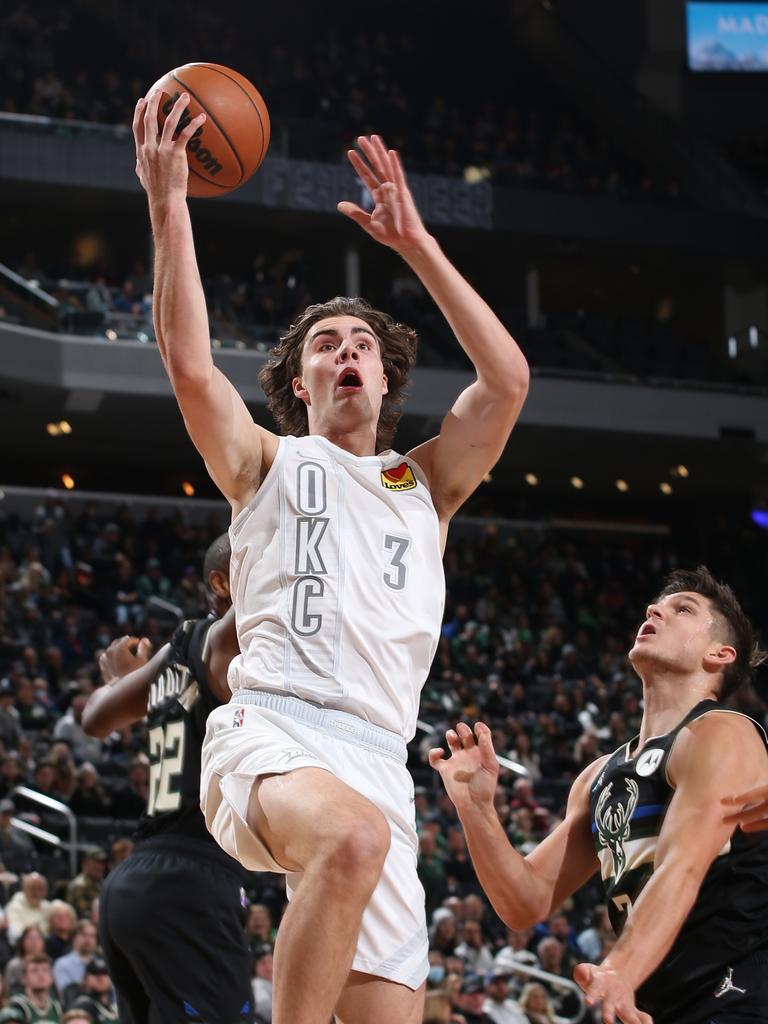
[687,3,768,71]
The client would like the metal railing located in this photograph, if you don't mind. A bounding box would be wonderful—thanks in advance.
[11,786,78,878]
[493,955,587,1023]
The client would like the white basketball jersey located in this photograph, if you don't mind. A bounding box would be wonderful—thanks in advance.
[228,435,446,740]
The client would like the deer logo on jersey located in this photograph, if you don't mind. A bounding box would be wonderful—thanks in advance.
[595,777,639,885]
[381,462,417,491]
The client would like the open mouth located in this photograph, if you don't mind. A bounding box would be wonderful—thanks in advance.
[637,622,657,639]
[337,368,363,389]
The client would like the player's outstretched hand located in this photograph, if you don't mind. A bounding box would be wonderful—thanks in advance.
[338,135,430,255]
[722,784,768,831]
[574,963,653,1024]
[99,636,153,686]
[132,90,206,203]
[428,722,499,816]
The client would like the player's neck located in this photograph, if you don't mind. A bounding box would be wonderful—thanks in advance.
[309,421,378,457]
[637,672,718,746]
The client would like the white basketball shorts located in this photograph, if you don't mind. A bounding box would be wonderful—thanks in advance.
[200,690,428,990]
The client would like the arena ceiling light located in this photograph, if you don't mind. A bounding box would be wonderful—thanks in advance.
[59,421,72,435]
[615,479,629,492]
[660,482,673,495]
[182,481,196,496]
[524,473,539,487]
[46,423,61,436]
[677,464,689,478]
[61,473,75,490]
[570,476,584,490]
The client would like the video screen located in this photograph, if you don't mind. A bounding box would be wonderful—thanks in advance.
[687,2,768,71]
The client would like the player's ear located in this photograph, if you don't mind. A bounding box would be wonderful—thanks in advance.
[293,376,310,405]
[208,569,229,600]
[382,373,388,395]
[704,643,737,673]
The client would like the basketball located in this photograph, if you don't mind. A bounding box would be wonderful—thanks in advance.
[151,63,270,198]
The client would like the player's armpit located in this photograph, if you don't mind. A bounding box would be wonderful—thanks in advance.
[408,378,527,523]
[83,644,171,737]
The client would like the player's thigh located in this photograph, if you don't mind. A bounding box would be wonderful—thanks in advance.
[334,971,425,1024]
[248,766,391,873]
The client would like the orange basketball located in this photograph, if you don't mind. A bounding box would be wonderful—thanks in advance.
[152,63,270,198]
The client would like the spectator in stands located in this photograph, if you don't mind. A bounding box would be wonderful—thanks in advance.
[244,904,275,951]
[0,802,36,876]
[67,956,117,1022]
[251,945,273,1024]
[455,920,495,975]
[52,698,101,765]
[5,875,51,944]
[483,969,527,1024]
[65,852,106,920]
[445,826,477,890]
[14,680,51,734]
[575,904,612,963]
[52,921,98,998]
[517,982,563,1024]
[0,683,21,751]
[430,910,458,957]
[3,927,46,994]
[453,973,493,1023]
[44,903,76,962]
[107,839,133,868]
[534,939,579,1020]
[418,830,448,914]
[113,556,142,629]
[67,765,109,819]
[5,953,61,1022]
[135,559,172,604]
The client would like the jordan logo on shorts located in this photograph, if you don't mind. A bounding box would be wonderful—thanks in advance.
[713,967,746,998]
[233,707,245,728]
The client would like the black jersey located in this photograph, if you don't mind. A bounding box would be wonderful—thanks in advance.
[589,699,768,1022]
[134,616,228,851]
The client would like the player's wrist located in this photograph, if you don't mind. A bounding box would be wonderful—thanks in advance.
[397,232,440,264]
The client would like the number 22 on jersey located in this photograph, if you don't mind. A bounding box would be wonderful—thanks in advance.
[147,721,186,815]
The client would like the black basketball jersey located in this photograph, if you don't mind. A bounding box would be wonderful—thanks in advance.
[589,699,768,1020]
[134,617,229,852]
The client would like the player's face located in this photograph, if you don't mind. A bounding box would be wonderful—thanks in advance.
[629,591,731,678]
[294,316,388,431]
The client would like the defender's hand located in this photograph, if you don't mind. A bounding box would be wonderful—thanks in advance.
[428,721,499,815]
[338,135,430,255]
[723,784,768,831]
[99,636,153,686]
[574,963,653,1024]
[132,91,206,203]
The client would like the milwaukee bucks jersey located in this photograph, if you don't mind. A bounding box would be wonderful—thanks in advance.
[589,699,768,1020]
[134,617,227,849]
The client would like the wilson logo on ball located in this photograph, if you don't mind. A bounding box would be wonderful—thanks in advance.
[163,93,223,176]
[381,463,417,491]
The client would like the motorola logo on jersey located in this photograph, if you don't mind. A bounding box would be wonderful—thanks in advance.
[381,462,417,491]
[636,748,664,777]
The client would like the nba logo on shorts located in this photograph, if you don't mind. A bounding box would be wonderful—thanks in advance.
[233,707,245,728]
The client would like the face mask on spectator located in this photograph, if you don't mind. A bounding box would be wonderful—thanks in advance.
[428,965,446,985]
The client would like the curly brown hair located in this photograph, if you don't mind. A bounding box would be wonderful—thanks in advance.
[656,565,767,699]
[258,297,418,452]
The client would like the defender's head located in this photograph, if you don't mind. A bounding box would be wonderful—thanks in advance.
[258,297,417,452]
[203,532,231,617]
[629,565,765,699]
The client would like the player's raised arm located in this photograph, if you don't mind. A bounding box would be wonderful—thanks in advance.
[429,722,601,927]
[133,90,277,510]
[83,636,168,737]
[339,135,529,521]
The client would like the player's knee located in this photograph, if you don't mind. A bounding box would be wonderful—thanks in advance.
[323,805,390,884]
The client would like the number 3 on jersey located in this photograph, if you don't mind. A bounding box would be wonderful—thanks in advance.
[147,721,186,815]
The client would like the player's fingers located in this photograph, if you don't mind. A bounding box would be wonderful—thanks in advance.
[739,815,768,832]
[475,722,499,768]
[337,200,372,228]
[637,1011,654,1024]
[132,97,147,149]
[143,89,162,146]
[160,92,190,146]
[370,134,394,179]
[722,783,768,805]
[455,722,475,748]
[389,147,409,191]
[178,111,206,145]
[573,963,593,991]
[357,135,390,182]
[137,637,153,660]
[601,999,616,1024]
[723,804,768,826]
[428,747,446,770]
[347,148,380,192]
[445,729,462,754]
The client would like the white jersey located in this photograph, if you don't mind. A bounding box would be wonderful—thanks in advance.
[228,434,446,740]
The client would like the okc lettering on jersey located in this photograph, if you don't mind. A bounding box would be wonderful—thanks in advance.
[290,461,330,637]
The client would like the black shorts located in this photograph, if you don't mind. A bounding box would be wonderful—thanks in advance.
[655,949,768,1024]
[99,835,254,1024]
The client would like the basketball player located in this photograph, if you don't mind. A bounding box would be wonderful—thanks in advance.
[82,534,254,1024]
[132,88,529,1024]
[431,567,768,1024]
